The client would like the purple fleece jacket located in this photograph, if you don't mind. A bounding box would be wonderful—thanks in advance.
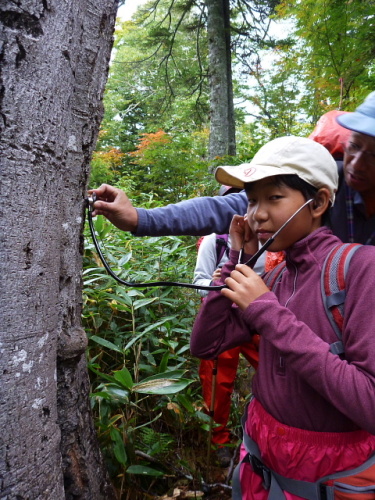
[191,227,375,435]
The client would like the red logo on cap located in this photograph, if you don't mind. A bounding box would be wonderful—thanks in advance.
[243,167,255,177]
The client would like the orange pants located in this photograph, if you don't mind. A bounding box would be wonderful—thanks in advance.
[199,340,259,445]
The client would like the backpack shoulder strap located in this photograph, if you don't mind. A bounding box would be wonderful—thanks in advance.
[215,234,229,267]
[263,260,287,291]
[321,243,362,355]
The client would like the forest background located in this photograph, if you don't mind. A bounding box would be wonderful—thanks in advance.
[84,0,375,498]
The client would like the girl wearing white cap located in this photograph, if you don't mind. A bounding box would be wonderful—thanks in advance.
[190,136,375,500]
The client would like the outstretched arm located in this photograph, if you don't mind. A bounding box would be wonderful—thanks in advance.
[135,191,248,236]
[91,183,248,237]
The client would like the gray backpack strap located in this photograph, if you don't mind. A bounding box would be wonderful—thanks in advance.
[232,404,286,500]
[321,243,361,356]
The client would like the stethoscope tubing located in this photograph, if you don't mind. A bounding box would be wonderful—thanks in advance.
[86,197,313,290]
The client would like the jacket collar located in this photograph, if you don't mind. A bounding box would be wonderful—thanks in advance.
[285,227,342,272]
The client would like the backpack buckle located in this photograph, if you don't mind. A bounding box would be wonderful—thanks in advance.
[250,454,272,490]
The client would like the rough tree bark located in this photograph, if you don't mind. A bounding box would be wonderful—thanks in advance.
[206,0,236,161]
[0,1,118,498]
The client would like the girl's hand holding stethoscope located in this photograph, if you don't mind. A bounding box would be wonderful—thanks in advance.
[222,214,269,310]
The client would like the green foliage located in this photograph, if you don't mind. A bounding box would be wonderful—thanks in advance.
[126,129,211,202]
[99,1,210,153]
[275,0,375,116]
[89,147,125,189]
[83,200,228,496]
[231,0,375,133]
[137,427,174,456]
[91,4,214,198]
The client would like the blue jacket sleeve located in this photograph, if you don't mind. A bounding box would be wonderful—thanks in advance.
[134,191,248,236]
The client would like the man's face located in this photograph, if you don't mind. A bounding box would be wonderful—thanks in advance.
[344,132,375,196]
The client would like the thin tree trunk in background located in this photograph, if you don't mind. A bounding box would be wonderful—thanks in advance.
[207,0,236,161]
[0,1,118,497]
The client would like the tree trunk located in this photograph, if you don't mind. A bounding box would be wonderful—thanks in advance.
[0,1,118,498]
[206,0,236,161]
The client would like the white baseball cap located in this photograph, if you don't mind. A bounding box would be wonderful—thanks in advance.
[215,136,338,204]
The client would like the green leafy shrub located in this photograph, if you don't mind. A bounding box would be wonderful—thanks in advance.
[83,205,217,496]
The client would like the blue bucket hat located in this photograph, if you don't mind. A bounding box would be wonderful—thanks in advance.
[336,91,375,137]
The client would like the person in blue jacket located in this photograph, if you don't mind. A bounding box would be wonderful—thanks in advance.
[90,91,375,247]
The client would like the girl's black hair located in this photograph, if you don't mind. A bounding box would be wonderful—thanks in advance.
[244,174,331,225]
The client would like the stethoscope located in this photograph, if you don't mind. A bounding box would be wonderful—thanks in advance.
[85,194,313,290]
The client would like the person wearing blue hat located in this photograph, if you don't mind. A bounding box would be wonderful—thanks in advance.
[332,92,375,244]
[337,91,375,137]
[90,92,375,248]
